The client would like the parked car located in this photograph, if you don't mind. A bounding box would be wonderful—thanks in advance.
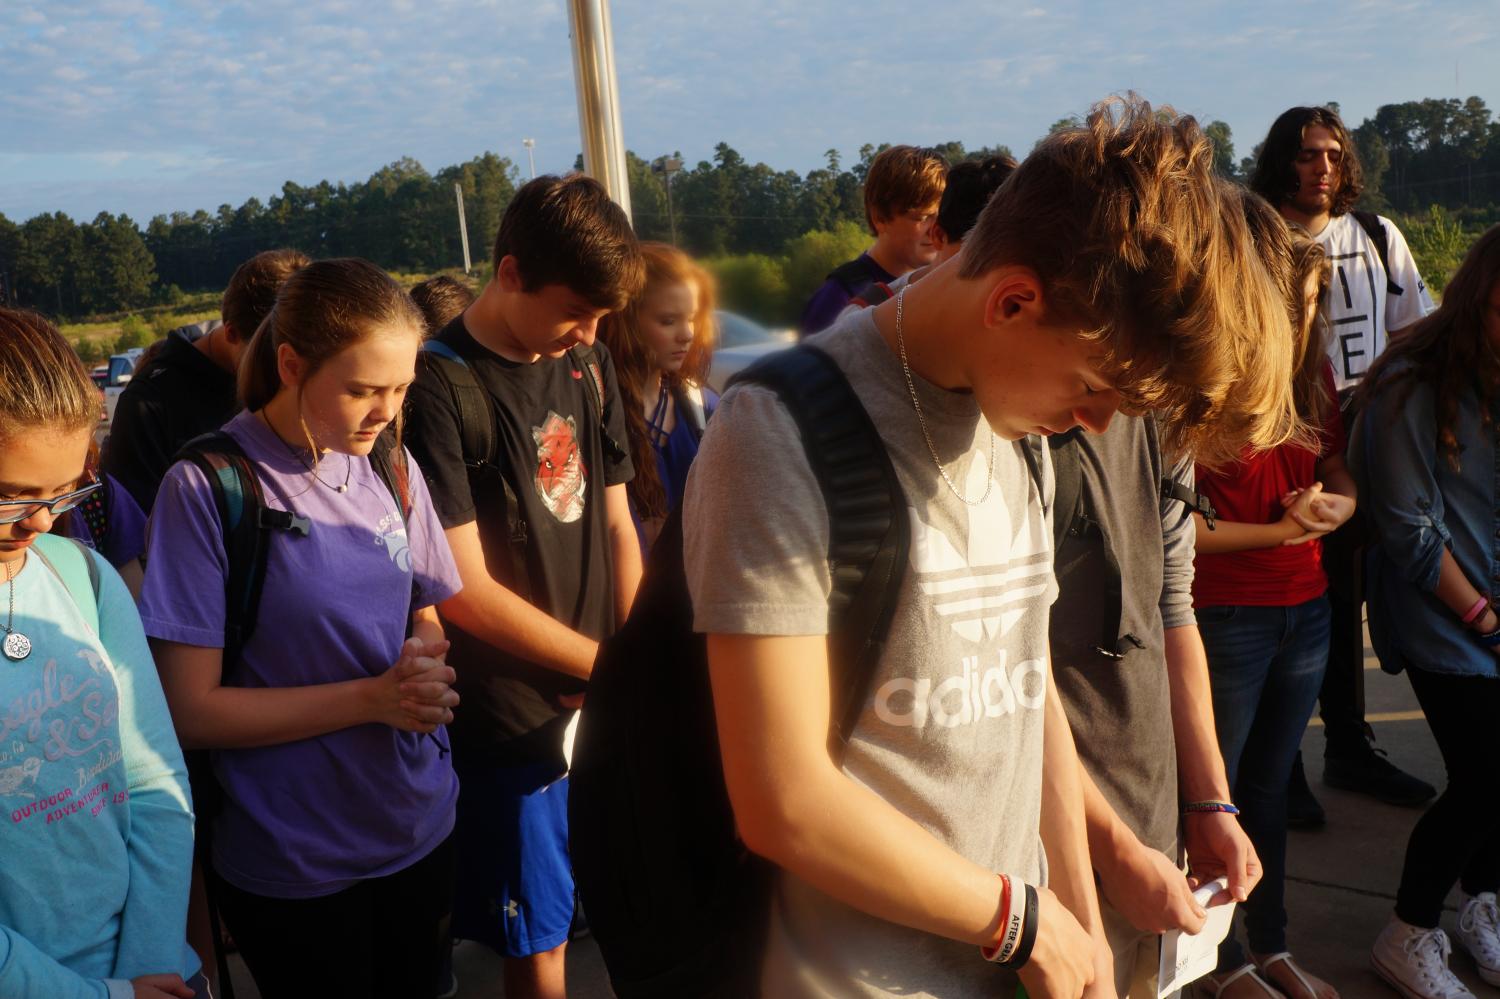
[99,348,144,436]
[707,311,795,395]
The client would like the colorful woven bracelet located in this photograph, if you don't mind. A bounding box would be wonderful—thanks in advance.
[1183,800,1240,815]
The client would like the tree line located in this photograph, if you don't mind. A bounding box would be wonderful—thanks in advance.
[1,95,1497,322]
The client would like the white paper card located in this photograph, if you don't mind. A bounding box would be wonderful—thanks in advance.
[1157,878,1236,998]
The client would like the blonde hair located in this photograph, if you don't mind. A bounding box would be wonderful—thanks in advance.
[0,308,99,442]
[959,95,1301,467]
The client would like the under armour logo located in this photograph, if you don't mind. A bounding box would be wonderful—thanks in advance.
[504,900,520,919]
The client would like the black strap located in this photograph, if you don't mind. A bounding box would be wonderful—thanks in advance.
[827,256,885,299]
[730,345,910,750]
[419,341,532,603]
[1161,477,1216,530]
[174,433,274,674]
[1047,430,1086,550]
[1351,211,1403,297]
[851,282,896,309]
[570,344,628,465]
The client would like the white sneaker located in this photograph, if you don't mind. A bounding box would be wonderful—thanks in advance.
[1371,914,1476,999]
[1456,892,1500,986]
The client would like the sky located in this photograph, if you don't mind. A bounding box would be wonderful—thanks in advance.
[2,0,1497,225]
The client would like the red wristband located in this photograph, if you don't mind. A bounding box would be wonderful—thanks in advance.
[1463,595,1490,626]
[982,874,1024,963]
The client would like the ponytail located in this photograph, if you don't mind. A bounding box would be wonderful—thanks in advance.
[237,309,283,412]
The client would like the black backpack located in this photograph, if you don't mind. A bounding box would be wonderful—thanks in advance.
[569,345,910,998]
[417,338,624,602]
[1047,427,1215,659]
[826,255,888,302]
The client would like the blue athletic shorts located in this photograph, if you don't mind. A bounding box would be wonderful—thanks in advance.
[451,759,574,958]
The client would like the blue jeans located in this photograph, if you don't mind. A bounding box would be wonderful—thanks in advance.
[1196,597,1330,968]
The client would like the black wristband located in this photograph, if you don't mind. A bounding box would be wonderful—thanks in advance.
[1001,883,1040,969]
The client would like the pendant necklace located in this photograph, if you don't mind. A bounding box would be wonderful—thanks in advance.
[263,411,351,492]
[2,556,31,662]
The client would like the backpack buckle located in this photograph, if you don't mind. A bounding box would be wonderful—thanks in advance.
[258,508,311,537]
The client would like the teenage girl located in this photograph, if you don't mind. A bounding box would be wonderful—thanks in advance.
[1360,225,1500,999]
[140,259,464,999]
[1195,226,1349,999]
[0,308,201,999]
[597,241,717,550]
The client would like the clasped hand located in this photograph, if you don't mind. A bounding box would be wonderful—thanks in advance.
[372,636,458,733]
[1278,482,1355,545]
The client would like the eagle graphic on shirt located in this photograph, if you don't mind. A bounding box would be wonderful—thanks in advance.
[533,410,587,523]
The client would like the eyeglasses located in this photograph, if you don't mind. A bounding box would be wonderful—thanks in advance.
[0,482,103,525]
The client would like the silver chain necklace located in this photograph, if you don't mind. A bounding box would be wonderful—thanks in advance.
[2,556,31,662]
[895,286,996,506]
[262,412,351,493]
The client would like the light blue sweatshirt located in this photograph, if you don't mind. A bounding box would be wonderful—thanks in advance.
[0,536,198,998]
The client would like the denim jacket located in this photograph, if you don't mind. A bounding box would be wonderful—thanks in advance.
[1358,367,1500,679]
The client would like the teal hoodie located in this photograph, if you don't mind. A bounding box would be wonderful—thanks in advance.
[0,535,198,998]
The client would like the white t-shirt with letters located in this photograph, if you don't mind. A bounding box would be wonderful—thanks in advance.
[1316,212,1435,392]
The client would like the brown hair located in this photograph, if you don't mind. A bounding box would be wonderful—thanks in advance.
[492,175,645,311]
[0,308,99,442]
[409,275,476,337]
[238,258,426,418]
[597,243,715,521]
[958,96,1302,467]
[1249,106,1364,218]
[864,146,948,234]
[1287,232,1333,430]
[1358,224,1500,470]
[222,248,312,342]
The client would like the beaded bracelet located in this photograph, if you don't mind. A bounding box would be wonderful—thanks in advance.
[1183,800,1240,815]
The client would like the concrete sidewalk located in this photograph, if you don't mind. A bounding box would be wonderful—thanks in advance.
[225,659,1486,999]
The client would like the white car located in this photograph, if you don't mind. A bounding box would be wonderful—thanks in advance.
[706,311,795,395]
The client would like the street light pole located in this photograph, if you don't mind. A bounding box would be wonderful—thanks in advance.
[652,156,683,246]
[454,182,472,274]
[522,138,537,180]
[567,0,631,221]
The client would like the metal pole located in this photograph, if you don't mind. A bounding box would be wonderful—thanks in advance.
[666,174,677,246]
[523,138,537,180]
[567,0,631,221]
[454,182,472,274]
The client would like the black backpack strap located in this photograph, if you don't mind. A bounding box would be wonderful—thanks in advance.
[850,282,896,310]
[826,256,884,299]
[1351,211,1403,297]
[1047,429,1085,549]
[570,344,629,465]
[1161,476,1217,530]
[420,340,532,603]
[730,345,910,750]
[174,432,279,673]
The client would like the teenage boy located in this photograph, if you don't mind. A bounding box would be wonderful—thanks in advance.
[405,174,645,999]
[685,98,1301,999]
[103,248,310,512]
[1251,106,1436,815]
[799,144,947,335]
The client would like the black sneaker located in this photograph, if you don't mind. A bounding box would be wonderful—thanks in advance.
[1286,751,1326,829]
[1324,741,1436,807]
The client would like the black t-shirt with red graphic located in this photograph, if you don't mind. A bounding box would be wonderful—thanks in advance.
[405,316,633,766]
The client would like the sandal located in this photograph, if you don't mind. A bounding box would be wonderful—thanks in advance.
[1198,963,1279,998]
[1252,951,1339,999]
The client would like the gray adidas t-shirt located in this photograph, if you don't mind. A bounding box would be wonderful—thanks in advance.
[683,310,1054,998]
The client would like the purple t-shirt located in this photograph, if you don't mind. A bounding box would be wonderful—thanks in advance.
[139,410,463,899]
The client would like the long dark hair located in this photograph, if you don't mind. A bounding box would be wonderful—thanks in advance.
[1358,224,1500,470]
[1250,106,1364,217]
[597,243,715,521]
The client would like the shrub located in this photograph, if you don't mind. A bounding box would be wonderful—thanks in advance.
[781,221,869,315]
[705,254,789,326]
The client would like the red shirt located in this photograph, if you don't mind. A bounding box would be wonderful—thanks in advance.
[1193,363,1346,608]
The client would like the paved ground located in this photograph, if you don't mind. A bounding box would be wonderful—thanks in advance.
[223,648,1490,999]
